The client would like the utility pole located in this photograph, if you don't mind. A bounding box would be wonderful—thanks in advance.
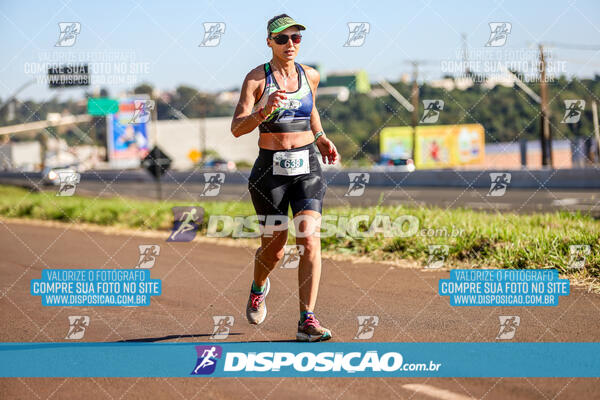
[539,44,553,168]
[537,41,600,166]
[201,98,207,164]
[410,61,419,164]
[592,101,600,163]
[461,33,470,77]
[0,79,35,113]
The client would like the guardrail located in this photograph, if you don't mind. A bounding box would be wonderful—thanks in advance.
[1,168,599,189]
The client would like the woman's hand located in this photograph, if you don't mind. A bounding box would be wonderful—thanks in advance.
[264,89,287,115]
[316,135,339,164]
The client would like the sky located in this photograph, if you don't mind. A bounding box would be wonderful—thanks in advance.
[1,0,599,102]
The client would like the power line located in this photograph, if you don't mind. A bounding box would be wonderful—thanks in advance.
[543,42,600,51]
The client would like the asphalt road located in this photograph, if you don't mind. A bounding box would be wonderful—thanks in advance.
[2,171,599,216]
[43,180,600,216]
[1,220,599,399]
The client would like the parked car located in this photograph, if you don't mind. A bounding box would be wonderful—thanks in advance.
[203,158,236,172]
[41,165,81,186]
[375,156,416,172]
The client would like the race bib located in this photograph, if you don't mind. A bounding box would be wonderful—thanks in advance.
[273,150,310,176]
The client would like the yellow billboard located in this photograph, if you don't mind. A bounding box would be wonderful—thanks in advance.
[380,124,485,169]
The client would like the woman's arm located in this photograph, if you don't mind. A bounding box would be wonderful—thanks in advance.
[231,67,288,137]
[231,69,265,137]
[231,68,266,137]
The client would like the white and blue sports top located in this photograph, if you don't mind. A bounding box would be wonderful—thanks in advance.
[252,62,313,133]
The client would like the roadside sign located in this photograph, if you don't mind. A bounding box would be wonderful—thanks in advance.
[106,98,150,168]
[48,64,90,88]
[87,98,119,115]
[188,149,202,164]
[142,146,172,179]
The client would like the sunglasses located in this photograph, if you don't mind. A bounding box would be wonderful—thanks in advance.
[270,33,302,45]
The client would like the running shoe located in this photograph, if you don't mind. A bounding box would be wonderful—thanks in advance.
[246,277,270,325]
[296,314,332,342]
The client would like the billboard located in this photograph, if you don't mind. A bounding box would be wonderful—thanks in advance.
[380,124,485,169]
[106,99,150,166]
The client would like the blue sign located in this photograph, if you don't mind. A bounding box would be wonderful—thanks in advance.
[1,342,599,377]
[30,269,161,306]
[439,269,569,306]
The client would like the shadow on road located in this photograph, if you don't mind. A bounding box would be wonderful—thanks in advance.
[227,339,298,343]
[115,335,299,343]
[116,333,243,342]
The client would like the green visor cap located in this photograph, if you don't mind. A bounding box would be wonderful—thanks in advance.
[268,16,306,34]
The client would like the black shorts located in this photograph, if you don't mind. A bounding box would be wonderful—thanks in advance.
[248,143,326,224]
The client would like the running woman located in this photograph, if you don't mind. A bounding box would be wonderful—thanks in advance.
[231,14,339,342]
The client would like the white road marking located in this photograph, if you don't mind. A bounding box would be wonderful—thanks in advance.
[551,198,579,206]
[402,384,476,400]
[464,202,512,209]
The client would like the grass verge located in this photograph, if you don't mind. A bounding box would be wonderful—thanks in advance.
[1,185,598,282]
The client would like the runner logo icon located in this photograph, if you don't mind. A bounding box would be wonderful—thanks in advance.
[130,100,155,124]
[56,22,81,47]
[568,245,590,269]
[211,316,234,340]
[199,22,226,47]
[487,172,511,197]
[280,245,304,269]
[136,245,160,268]
[168,207,203,242]
[56,170,80,197]
[344,22,370,47]
[496,316,520,340]
[420,100,444,124]
[191,345,222,375]
[426,245,449,269]
[201,173,225,196]
[354,316,379,340]
[485,22,512,47]
[345,173,369,197]
[561,100,585,123]
[66,316,89,339]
